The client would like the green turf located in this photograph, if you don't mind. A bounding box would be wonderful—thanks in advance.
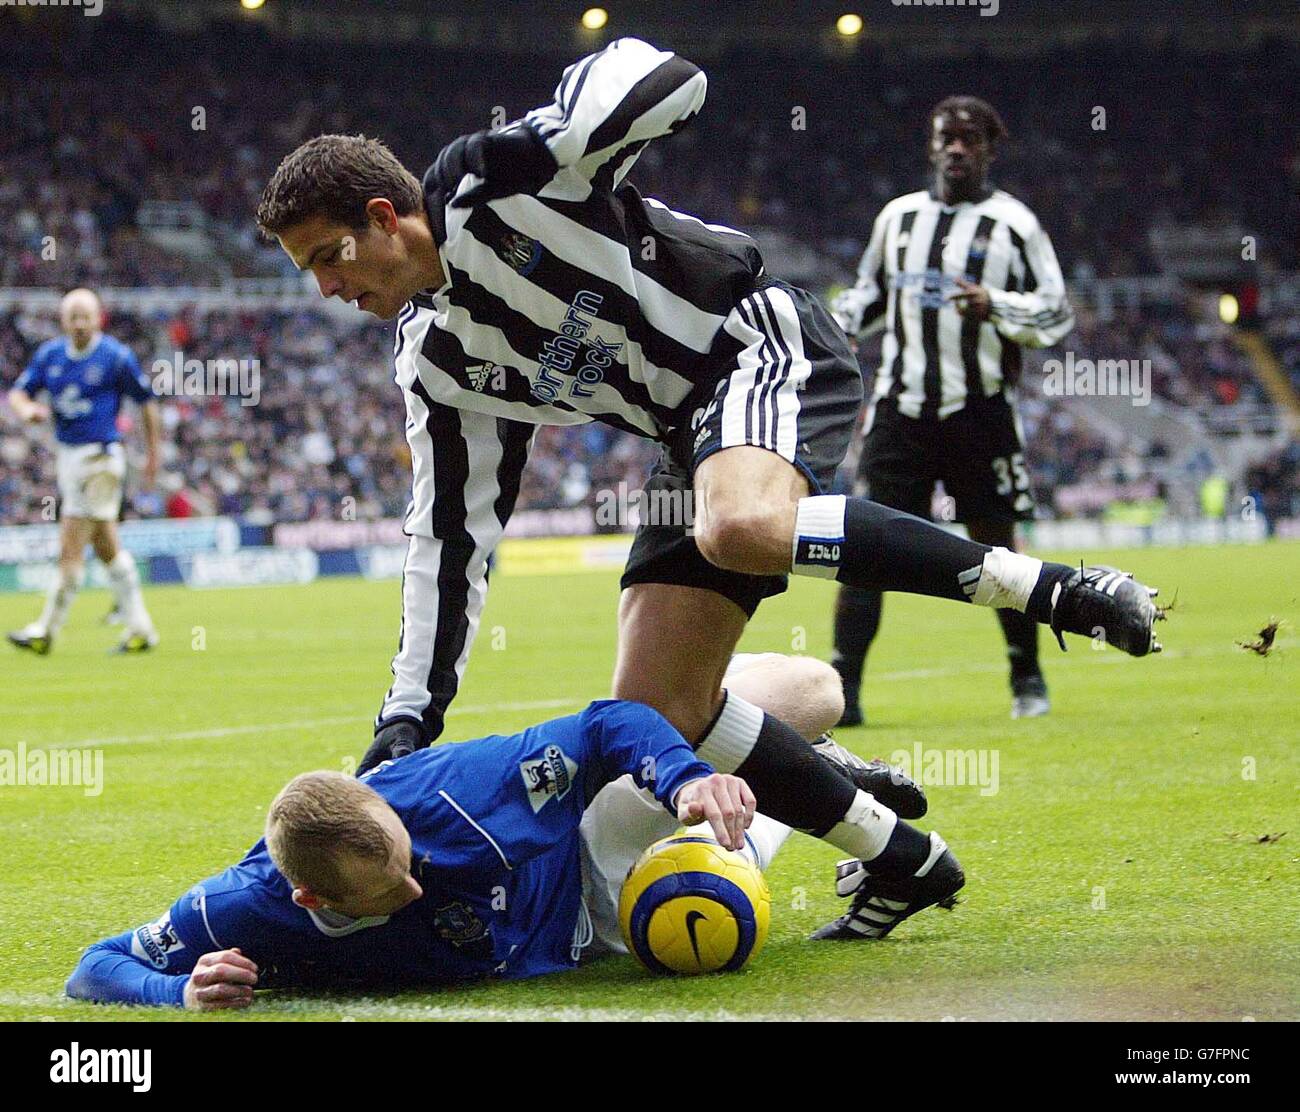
[1,542,1296,1021]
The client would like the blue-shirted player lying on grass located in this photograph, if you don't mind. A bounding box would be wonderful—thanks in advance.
[66,655,942,1010]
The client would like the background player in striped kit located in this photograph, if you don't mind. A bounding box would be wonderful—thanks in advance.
[6,288,161,655]
[257,40,1161,940]
[831,97,1075,723]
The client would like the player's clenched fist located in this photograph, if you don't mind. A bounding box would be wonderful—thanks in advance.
[424,123,558,209]
[183,948,259,1011]
[674,773,756,852]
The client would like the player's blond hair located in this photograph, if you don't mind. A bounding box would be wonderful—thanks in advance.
[265,771,393,900]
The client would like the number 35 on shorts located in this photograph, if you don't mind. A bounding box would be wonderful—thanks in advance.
[991,453,1029,497]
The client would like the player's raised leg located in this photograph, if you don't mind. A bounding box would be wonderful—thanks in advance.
[688,280,1162,657]
[693,444,1163,656]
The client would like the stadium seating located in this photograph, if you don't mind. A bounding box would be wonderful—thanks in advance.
[0,11,1295,530]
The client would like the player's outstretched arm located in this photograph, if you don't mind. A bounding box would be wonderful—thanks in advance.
[581,699,758,849]
[67,932,259,1010]
[427,38,705,208]
[66,930,194,1008]
[392,701,727,873]
[65,867,278,1009]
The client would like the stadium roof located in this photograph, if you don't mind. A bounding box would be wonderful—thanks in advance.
[83,0,1300,56]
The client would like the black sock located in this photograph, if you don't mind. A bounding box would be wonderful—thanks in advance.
[794,495,1080,627]
[698,703,856,836]
[806,497,992,600]
[696,694,935,867]
[997,607,1041,680]
[832,584,882,698]
[868,818,932,878]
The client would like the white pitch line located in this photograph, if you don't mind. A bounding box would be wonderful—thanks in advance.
[262,999,787,1022]
[18,640,1253,752]
[0,991,788,1022]
[40,698,585,751]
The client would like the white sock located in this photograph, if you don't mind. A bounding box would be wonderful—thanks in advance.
[824,789,899,864]
[790,495,847,579]
[740,814,792,870]
[967,546,1044,611]
[35,565,83,637]
[695,692,764,773]
[107,551,152,630]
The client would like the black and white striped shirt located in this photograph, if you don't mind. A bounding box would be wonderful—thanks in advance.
[380,38,783,739]
[394,37,765,445]
[832,188,1074,419]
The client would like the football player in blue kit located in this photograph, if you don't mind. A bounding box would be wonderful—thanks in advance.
[65,655,937,1010]
[7,288,161,654]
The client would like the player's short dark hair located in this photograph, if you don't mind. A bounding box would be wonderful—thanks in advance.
[930,96,1009,145]
[265,771,394,899]
[255,134,423,236]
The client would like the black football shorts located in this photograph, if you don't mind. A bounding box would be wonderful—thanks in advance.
[620,278,863,617]
[858,392,1035,523]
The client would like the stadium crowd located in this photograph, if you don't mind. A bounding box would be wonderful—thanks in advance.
[2,14,1296,288]
[0,305,665,527]
[4,293,1290,528]
[1,11,1295,531]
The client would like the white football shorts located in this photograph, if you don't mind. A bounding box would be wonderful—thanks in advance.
[578,774,682,960]
[576,653,759,959]
[57,442,126,521]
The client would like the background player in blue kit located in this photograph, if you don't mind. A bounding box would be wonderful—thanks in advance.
[64,655,940,1009]
[7,288,162,654]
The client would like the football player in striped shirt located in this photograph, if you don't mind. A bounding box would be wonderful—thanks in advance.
[831,96,1074,723]
[257,40,1162,940]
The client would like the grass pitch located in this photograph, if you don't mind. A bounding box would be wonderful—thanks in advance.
[0,542,1296,1021]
